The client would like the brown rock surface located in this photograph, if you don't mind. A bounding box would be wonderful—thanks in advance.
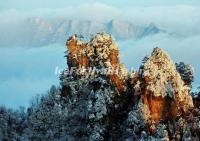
[66,33,127,92]
[66,34,194,123]
[136,47,194,123]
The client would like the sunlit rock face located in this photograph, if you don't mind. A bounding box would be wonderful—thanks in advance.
[18,33,194,140]
[66,35,89,69]
[61,33,130,140]
[66,34,194,123]
[0,32,199,141]
[135,47,194,123]
[61,33,198,140]
[66,33,127,92]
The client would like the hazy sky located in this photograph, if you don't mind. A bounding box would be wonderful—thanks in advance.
[1,0,200,10]
[0,0,200,108]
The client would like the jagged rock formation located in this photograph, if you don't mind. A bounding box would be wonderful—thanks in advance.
[135,48,193,123]
[60,33,199,140]
[0,33,199,141]
[67,33,194,124]
[66,35,88,69]
[66,33,127,92]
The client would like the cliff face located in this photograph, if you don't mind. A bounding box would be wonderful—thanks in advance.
[0,33,199,141]
[136,47,193,123]
[66,33,127,92]
[66,34,194,122]
[59,33,199,140]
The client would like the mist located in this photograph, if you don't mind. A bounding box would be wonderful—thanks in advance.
[0,44,66,108]
[0,1,200,108]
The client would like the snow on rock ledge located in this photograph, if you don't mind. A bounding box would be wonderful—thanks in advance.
[63,33,197,140]
[66,32,127,92]
[136,47,194,123]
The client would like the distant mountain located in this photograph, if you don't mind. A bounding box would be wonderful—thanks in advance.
[0,17,162,47]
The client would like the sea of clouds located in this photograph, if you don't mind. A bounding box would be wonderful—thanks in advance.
[0,2,200,108]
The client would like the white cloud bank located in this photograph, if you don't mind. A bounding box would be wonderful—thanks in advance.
[0,2,200,108]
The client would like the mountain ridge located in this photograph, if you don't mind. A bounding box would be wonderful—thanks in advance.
[0,17,162,47]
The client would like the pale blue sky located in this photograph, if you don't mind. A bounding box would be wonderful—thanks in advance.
[1,0,200,11]
[0,0,200,108]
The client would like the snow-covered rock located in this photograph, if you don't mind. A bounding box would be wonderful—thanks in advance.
[137,47,194,122]
[0,33,199,141]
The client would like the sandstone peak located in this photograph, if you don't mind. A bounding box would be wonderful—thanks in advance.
[66,35,194,117]
[137,47,194,122]
[59,34,198,140]
[66,32,127,92]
